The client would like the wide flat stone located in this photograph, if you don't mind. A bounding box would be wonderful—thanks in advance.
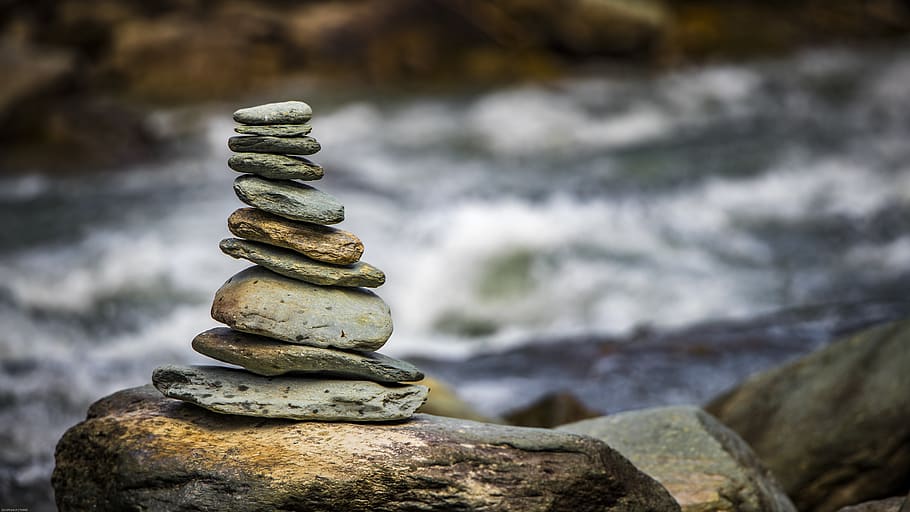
[233,100,312,125]
[235,124,312,137]
[233,175,344,224]
[228,135,321,155]
[152,365,426,422]
[220,238,384,287]
[228,153,323,180]
[228,208,363,265]
[192,327,423,381]
[211,266,393,351]
[53,385,681,512]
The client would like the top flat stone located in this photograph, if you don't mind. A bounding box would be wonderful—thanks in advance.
[233,101,312,125]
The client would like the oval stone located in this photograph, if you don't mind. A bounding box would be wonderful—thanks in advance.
[227,208,362,264]
[228,153,323,180]
[233,101,312,125]
[233,175,344,224]
[228,136,320,155]
[211,266,393,351]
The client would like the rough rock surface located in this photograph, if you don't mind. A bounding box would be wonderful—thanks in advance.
[192,327,423,381]
[152,365,427,421]
[220,238,385,287]
[233,175,344,224]
[560,406,796,512]
[235,124,313,137]
[228,207,363,264]
[228,135,321,155]
[836,496,908,512]
[233,100,312,125]
[53,385,681,512]
[211,266,393,350]
[707,319,910,512]
[228,153,324,180]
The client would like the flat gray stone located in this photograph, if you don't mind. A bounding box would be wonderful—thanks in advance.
[233,101,312,125]
[152,365,428,422]
[233,175,344,224]
[228,136,320,155]
[228,153,323,180]
[220,238,385,288]
[235,124,312,137]
[211,266,393,351]
[192,327,423,382]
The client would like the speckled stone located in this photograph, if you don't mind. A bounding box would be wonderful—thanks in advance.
[211,266,393,351]
[192,327,423,381]
[228,153,323,180]
[233,101,312,125]
[152,365,428,421]
[228,136,320,155]
[235,124,313,137]
[220,238,384,288]
[233,175,344,224]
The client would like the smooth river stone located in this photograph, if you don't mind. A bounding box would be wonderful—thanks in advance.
[220,238,384,288]
[235,124,312,137]
[228,208,363,264]
[212,266,393,351]
[233,100,312,125]
[152,365,428,421]
[233,175,344,224]
[228,153,323,180]
[192,327,424,381]
[228,135,321,155]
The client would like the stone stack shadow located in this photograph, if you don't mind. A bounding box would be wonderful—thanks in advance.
[152,100,428,422]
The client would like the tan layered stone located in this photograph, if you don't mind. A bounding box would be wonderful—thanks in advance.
[228,208,363,265]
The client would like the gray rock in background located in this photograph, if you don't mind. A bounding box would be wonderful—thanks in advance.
[152,365,427,421]
[233,175,344,224]
[192,327,422,381]
[211,266,393,351]
[560,406,796,512]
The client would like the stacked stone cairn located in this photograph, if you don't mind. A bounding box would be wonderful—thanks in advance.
[152,101,429,422]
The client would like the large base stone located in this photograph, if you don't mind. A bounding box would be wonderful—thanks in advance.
[53,386,681,512]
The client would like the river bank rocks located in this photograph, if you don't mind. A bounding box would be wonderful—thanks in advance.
[53,385,682,512]
[149,100,427,422]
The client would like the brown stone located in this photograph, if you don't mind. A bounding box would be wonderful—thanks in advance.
[227,207,363,265]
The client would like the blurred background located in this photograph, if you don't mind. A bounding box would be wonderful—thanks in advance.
[3,1,910,509]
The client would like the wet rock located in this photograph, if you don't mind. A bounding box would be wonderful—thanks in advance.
[228,207,363,264]
[560,406,796,512]
[228,135,321,155]
[505,391,601,428]
[152,364,427,421]
[192,327,423,382]
[228,153,324,180]
[235,124,313,137]
[211,266,393,351]
[220,238,385,288]
[233,100,312,125]
[707,319,910,512]
[836,496,908,512]
[53,385,681,512]
[233,175,344,224]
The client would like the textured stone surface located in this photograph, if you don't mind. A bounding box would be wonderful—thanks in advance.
[233,100,312,125]
[192,327,423,382]
[560,406,796,512]
[233,175,344,224]
[707,320,910,512]
[211,266,393,351]
[53,385,681,512]
[228,135,321,155]
[152,365,427,421]
[837,497,907,512]
[228,207,363,264]
[235,124,312,137]
[220,238,385,288]
[228,153,323,180]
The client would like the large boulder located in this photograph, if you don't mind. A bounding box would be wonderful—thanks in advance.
[559,406,796,512]
[53,385,681,512]
[707,319,910,512]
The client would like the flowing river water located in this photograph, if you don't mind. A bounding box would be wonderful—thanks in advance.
[2,45,910,507]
